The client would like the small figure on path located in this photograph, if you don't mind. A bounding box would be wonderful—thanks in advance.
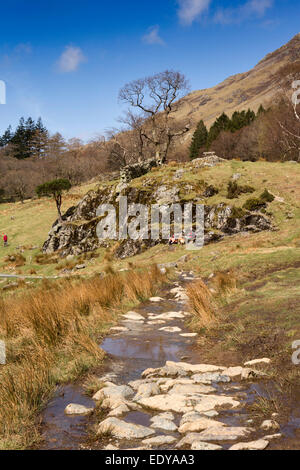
[3,234,8,247]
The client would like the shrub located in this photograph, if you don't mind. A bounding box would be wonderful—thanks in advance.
[243,198,265,212]
[227,181,255,199]
[260,189,275,203]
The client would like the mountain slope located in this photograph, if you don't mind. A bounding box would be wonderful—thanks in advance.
[175,33,300,129]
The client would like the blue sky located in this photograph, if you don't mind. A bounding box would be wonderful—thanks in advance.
[0,0,299,141]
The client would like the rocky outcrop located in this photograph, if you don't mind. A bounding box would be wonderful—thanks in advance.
[120,158,159,183]
[43,173,273,258]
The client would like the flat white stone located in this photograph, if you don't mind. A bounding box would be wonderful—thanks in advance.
[169,383,215,395]
[150,418,178,432]
[138,393,240,414]
[97,417,155,439]
[192,372,230,384]
[150,412,175,422]
[166,361,225,374]
[93,385,134,401]
[222,366,244,378]
[149,297,164,302]
[177,433,223,448]
[128,379,152,391]
[159,327,182,333]
[64,403,93,415]
[142,436,177,447]
[160,378,194,392]
[229,439,269,451]
[264,433,282,440]
[134,382,160,400]
[180,333,198,338]
[191,442,222,450]
[123,311,145,321]
[244,358,271,366]
[196,426,253,442]
[108,404,130,417]
[151,312,185,320]
[147,320,166,325]
[179,417,225,434]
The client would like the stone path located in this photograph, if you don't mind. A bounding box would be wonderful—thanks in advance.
[41,272,281,450]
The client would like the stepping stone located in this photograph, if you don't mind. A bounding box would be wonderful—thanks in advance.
[93,385,134,401]
[147,320,166,325]
[150,417,178,432]
[108,404,130,417]
[142,436,177,447]
[149,297,164,302]
[229,439,269,451]
[159,327,182,333]
[192,372,230,384]
[134,383,160,400]
[97,418,155,439]
[151,312,185,320]
[244,358,271,366]
[191,442,222,450]
[169,384,215,395]
[151,412,175,421]
[221,366,244,379]
[179,417,225,434]
[264,433,282,440]
[160,378,194,392]
[195,426,253,442]
[166,361,225,374]
[138,394,240,414]
[180,333,197,338]
[123,311,145,321]
[64,403,93,415]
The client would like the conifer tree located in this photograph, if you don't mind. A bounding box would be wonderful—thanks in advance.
[189,120,208,159]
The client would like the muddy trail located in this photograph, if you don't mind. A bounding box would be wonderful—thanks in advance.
[38,273,300,451]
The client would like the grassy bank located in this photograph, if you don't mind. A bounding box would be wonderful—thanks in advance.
[0,266,166,449]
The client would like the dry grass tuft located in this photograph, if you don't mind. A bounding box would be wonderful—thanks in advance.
[187,279,217,328]
[212,270,237,295]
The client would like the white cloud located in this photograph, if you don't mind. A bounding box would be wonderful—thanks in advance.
[58,46,86,73]
[177,0,211,25]
[142,26,165,45]
[214,0,273,25]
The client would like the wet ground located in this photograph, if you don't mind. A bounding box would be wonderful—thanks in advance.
[38,273,300,451]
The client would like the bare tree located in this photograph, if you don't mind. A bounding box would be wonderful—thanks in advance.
[119,70,190,164]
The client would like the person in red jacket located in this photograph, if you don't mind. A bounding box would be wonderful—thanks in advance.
[3,234,8,247]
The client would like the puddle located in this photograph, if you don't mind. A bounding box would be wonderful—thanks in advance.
[39,385,94,450]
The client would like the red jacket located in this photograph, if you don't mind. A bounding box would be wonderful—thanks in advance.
[3,235,7,242]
